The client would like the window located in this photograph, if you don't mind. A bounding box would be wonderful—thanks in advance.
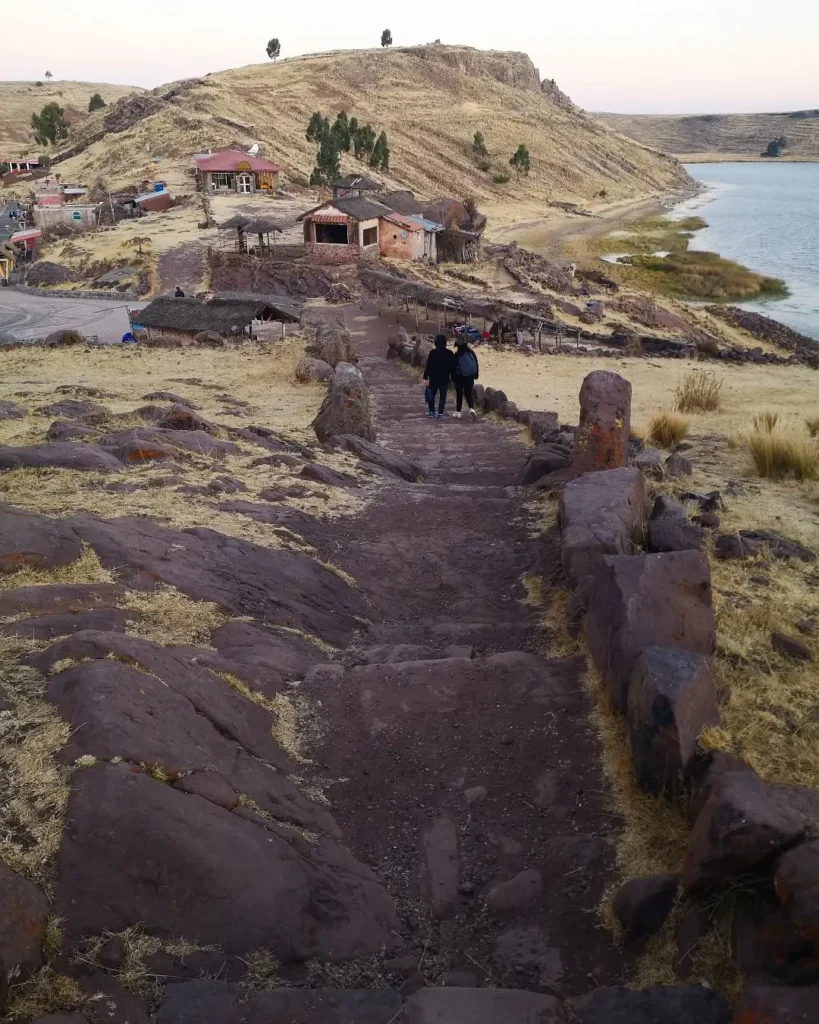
[362,226,378,247]
[315,222,348,244]
[210,172,234,190]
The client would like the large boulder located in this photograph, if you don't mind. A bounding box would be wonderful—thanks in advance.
[572,986,730,1024]
[559,468,646,586]
[518,444,571,485]
[683,768,805,890]
[403,988,567,1024]
[56,762,398,959]
[0,858,49,981]
[311,363,376,443]
[328,434,423,482]
[306,323,356,368]
[296,357,334,383]
[99,427,238,458]
[647,519,705,553]
[585,550,716,713]
[628,646,720,795]
[0,442,123,472]
[0,503,82,575]
[156,404,217,434]
[570,370,632,476]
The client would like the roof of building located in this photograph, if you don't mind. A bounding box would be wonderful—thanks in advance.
[380,190,424,216]
[211,292,300,320]
[36,194,65,207]
[242,218,284,234]
[195,151,280,173]
[299,196,392,223]
[135,294,299,334]
[10,229,42,243]
[332,174,382,191]
[382,212,442,233]
[134,189,170,203]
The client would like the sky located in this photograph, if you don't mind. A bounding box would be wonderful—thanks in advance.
[1,0,816,114]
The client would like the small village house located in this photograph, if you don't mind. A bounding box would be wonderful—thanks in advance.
[33,200,102,234]
[132,293,300,343]
[195,148,280,194]
[299,194,441,265]
[1,157,41,175]
[9,228,43,256]
[331,174,383,200]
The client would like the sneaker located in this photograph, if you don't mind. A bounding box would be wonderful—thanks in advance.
[452,411,462,419]
[426,410,435,418]
[438,413,445,421]
[469,407,477,418]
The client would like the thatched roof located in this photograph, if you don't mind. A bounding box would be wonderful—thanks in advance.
[380,190,424,216]
[359,267,560,331]
[211,292,300,320]
[219,214,252,230]
[134,294,300,334]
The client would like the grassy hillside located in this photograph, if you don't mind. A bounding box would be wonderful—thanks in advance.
[597,110,819,160]
[0,81,142,153]
[52,45,688,202]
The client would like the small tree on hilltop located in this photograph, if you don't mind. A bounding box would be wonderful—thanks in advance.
[88,92,106,112]
[266,38,281,61]
[509,143,530,175]
[381,29,392,47]
[31,102,67,146]
[45,70,53,80]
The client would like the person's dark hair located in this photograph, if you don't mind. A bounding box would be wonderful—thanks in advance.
[434,334,447,349]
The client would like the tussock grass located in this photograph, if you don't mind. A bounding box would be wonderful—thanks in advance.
[674,369,723,413]
[119,584,228,647]
[629,250,788,302]
[806,415,819,438]
[0,544,112,592]
[648,410,690,448]
[751,409,780,432]
[746,428,819,481]
[5,968,83,1020]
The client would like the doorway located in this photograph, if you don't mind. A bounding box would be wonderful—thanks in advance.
[237,174,253,194]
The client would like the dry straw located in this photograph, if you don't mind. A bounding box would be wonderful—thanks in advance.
[674,369,724,413]
[648,410,690,448]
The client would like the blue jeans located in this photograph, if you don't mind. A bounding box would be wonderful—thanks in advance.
[427,381,448,415]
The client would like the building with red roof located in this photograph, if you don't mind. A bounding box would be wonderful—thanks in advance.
[194,147,280,195]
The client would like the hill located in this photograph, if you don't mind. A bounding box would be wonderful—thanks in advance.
[51,45,687,202]
[597,109,819,160]
[0,80,143,153]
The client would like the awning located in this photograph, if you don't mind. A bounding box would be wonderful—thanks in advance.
[308,214,349,225]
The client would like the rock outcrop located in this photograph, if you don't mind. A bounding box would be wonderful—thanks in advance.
[312,363,376,443]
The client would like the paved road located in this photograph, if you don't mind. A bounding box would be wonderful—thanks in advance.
[0,288,144,342]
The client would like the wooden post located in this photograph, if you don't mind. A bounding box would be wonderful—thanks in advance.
[414,298,419,330]
[281,320,285,339]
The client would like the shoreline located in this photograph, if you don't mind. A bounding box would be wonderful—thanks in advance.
[678,152,819,164]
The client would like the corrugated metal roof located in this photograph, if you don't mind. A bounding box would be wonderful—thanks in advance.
[134,189,169,203]
[409,216,442,232]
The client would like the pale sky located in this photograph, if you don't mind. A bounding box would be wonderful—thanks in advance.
[2,0,816,114]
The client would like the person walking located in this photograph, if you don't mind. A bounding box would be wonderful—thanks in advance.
[452,336,480,419]
[174,285,185,298]
[423,334,454,421]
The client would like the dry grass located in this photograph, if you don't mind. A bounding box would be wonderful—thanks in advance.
[806,415,819,438]
[648,410,690,448]
[119,584,228,647]
[674,369,724,414]
[0,544,112,591]
[746,427,819,481]
[752,410,780,432]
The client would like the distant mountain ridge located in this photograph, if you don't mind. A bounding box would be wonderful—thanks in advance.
[597,109,819,158]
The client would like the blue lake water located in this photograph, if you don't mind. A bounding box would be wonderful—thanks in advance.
[673,162,819,340]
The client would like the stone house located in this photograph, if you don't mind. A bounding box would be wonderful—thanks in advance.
[195,148,280,194]
[379,213,439,262]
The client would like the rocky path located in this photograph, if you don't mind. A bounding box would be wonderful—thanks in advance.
[304,309,628,995]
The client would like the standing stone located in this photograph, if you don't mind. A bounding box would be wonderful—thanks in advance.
[311,363,376,442]
[570,371,632,477]
[628,646,720,796]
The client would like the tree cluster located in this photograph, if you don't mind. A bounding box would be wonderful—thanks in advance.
[306,111,390,185]
[761,136,787,158]
[88,92,106,112]
[31,102,67,147]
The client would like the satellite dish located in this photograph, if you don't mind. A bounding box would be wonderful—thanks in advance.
[247,143,260,157]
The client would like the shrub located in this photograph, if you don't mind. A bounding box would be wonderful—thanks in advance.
[806,416,819,438]
[747,430,819,481]
[30,102,67,146]
[752,410,780,432]
[509,143,530,174]
[695,336,720,357]
[491,171,510,184]
[674,369,723,413]
[648,410,690,448]
[476,158,491,172]
[88,92,106,112]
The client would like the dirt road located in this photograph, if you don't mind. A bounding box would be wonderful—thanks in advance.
[0,288,142,342]
[304,308,628,994]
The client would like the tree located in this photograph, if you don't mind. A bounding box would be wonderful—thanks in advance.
[0,163,9,176]
[30,102,67,146]
[88,92,106,112]
[472,131,488,159]
[306,111,327,143]
[761,136,787,158]
[45,70,53,80]
[310,127,341,185]
[266,38,281,61]
[509,143,530,174]
[348,116,358,137]
[353,122,376,160]
[381,29,392,47]
[330,112,351,153]
[370,130,390,171]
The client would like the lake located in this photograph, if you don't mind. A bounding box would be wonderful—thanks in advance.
[673,162,819,340]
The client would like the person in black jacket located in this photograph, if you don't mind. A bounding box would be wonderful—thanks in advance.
[423,334,455,421]
[452,336,479,419]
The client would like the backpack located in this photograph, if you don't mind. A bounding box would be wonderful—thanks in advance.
[458,350,478,377]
